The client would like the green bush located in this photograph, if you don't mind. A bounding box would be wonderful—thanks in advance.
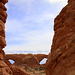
[29,69,32,72]
[33,71,35,74]
[40,71,45,74]
[39,67,45,71]
[34,67,38,71]
[25,68,28,71]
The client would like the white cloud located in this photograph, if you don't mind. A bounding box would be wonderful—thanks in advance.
[5,19,23,33]
[43,0,68,4]
[4,0,63,54]
[48,0,67,4]
[5,15,54,54]
[9,0,34,5]
[4,31,54,54]
[23,12,55,23]
[43,0,68,7]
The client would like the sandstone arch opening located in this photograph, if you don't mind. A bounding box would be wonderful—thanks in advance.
[9,59,15,64]
[40,58,47,65]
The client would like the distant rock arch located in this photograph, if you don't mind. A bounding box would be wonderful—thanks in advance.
[5,54,48,66]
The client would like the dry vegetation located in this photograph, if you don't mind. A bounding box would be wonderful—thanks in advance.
[25,66,46,75]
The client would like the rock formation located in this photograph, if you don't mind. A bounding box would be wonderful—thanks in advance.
[22,54,39,67]
[0,0,12,74]
[0,0,30,75]
[46,0,75,75]
[5,54,48,67]
[34,54,48,63]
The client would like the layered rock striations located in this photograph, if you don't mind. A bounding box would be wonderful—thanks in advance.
[46,0,75,75]
[0,0,13,74]
[5,54,48,67]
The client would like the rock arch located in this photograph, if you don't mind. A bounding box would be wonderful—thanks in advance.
[5,54,48,66]
[34,54,48,63]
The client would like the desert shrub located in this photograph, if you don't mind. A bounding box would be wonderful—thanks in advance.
[29,69,32,72]
[34,67,38,71]
[39,67,45,71]
[25,68,28,71]
[33,71,35,74]
[40,71,45,74]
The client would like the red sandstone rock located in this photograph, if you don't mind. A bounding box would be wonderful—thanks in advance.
[5,54,48,67]
[0,1,29,75]
[68,0,75,3]
[0,1,12,74]
[34,54,48,63]
[0,21,5,37]
[46,0,75,75]
[0,2,7,11]
[0,60,13,75]
[0,54,4,60]
[22,54,39,67]
[0,15,6,23]
[0,8,7,19]
[0,50,5,60]
[10,65,30,75]
[0,36,6,47]
[0,0,8,4]
[4,59,12,66]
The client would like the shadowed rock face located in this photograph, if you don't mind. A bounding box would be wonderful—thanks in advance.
[5,54,48,67]
[0,0,8,4]
[68,0,75,3]
[46,0,75,75]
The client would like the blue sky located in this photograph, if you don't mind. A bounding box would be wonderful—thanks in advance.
[4,0,67,54]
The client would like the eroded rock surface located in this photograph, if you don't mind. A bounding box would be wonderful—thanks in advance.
[0,1,12,75]
[34,54,48,63]
[0,1,30,75]
[5,54,48,67]
[46,0,75,75]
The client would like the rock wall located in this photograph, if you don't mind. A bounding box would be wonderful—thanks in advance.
[46,0,75,75]
[0,0,30,75]
[0,0,13,74]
